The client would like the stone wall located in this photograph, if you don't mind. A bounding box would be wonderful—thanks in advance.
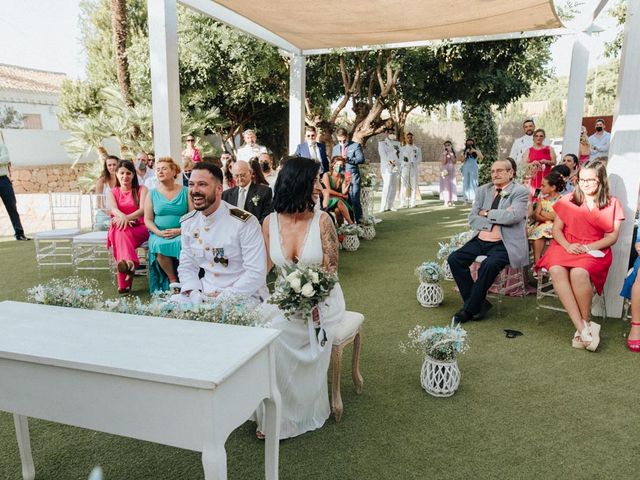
[10,164,90,194]
[368,161,463,184]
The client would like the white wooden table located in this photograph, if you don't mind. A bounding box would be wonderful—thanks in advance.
[0,301,281,480]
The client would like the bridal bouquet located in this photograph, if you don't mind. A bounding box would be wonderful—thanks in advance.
[269,264,338,322]
[400,325,469,361]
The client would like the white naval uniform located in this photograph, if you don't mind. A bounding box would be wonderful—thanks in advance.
[378,139,401,212]
[178,200,268,301]
[400,144,421,207]
[236,143,268,162]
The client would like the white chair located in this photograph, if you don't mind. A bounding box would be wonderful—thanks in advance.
[72,194,111,275]
[474,255,527,316]
[34,192,82,269]
[330,311,364,423]
[536,268,606,321]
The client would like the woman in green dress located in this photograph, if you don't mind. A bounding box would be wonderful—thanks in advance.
[322,156,354,225]
[143,157,192,292]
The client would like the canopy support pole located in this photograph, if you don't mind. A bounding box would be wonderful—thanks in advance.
[561,33,590,157]
[288,54,306,154]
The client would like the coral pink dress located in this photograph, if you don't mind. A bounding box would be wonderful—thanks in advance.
[536,194,624,294]
[107,187,149,287]
[527,146,552,194]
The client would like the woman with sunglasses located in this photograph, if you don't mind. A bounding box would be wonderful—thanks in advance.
[536,161,624,351]
[522,129,556,198]
[182,134,201,163]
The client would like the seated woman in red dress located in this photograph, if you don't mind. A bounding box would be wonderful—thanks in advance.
[522,128,556,198]
[536,161,624,351]
[107,159,150,294]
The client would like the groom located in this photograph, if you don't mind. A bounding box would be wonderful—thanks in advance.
[178,163,268,302]
[447,160,529,324]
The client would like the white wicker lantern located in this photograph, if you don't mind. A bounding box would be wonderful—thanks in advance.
[441,261,453,281]
[420,356,461,397]
[416,282,443,307]
[360,225,376,240]
[342,234,360,251]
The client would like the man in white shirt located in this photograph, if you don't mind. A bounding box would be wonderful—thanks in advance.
[400,132,421,208]
[135,152,155,186]
[509,119,536,173]
[236,129,267,161]
[378,128,401,212]
[588,118,611,161]
[178,163,268,304]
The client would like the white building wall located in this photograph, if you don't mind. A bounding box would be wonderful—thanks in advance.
[0,89,61,130]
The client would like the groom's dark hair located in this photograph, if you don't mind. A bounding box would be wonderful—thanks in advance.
[192,162,223,184]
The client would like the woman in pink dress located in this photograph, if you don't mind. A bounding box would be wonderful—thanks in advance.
[107,159,150,294]
[523,129,556,198]
[536,161,624,351]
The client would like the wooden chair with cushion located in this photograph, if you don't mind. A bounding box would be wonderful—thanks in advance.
[330,311,364,423]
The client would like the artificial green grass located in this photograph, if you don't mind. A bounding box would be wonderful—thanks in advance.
[1,200,639,479]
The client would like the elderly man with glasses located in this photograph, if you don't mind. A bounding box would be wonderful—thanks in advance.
[448,159,529,325]
[294,126,329,174]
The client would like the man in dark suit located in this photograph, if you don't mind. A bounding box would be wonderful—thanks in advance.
[332,127,365,222]
[294,126,329,174]
[222,160,273,224]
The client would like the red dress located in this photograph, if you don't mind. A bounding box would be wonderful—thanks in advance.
[527,146,552,194]
[535,194,624,294]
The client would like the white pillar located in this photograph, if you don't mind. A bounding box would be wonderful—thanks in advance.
[604,0,640,318]
[561,33,590,157]
[148,0,182,161]
[288,54,306,154]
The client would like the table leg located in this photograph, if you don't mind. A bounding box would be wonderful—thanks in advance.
[264,346,281,480]
[202,443,227,480]
[13,415,35,480]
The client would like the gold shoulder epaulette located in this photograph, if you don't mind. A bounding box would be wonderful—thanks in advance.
[229,208,252,222]
[180,211,197,223]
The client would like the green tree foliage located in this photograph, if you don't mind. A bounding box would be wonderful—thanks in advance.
[537,99,565,138]
[0,107,23,129]
[462,102,497,185]
[605,1,626,59]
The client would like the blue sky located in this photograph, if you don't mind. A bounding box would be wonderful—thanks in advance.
[0,0,621,80]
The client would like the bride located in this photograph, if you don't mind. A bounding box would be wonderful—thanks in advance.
[256,157,345,439]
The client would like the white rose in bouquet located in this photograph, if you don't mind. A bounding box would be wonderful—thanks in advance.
[310,271,320,284]
[289,277,302,292]
[301,282,315,298]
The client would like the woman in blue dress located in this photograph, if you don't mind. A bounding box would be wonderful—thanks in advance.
[460,138,484,204]
[143,157,192,292]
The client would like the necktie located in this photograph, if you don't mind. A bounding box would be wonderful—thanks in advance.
[490,188,502,210]
[237,187,247,209]
[341,144,347,158]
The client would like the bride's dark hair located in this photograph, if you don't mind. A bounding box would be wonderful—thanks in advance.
[273,157,319,214]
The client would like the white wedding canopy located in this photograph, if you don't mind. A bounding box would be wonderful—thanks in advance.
[147,0,639,316]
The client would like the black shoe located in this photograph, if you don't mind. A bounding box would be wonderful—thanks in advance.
[472,300,493,321]
[15,234,31,241]
[451,309,473,327]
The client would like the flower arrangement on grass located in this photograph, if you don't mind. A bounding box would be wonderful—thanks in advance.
[337,224,363,236]
[268,264,337,322]
[359,163,378,188]
[415,261,444,284]
[401,325,469,362]
[26,277,104,310]
[27,277,263,327]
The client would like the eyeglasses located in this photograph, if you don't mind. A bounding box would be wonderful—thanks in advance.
[578,178,599,184]
[187,138,195,142]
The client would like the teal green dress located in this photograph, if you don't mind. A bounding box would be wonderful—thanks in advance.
[148,187,189,292]
[326,174,353,214]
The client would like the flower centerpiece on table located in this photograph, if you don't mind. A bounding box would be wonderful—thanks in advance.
[268,264,338,346]
[415,261,444,307]
[400,325,469,397]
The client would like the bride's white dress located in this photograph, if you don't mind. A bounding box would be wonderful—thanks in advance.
[257,209,345,439]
